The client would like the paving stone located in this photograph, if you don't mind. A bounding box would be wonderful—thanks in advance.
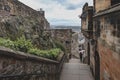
[60,59,94,80]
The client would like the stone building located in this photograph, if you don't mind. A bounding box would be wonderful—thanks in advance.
[80,0,120,80]
[80,3,93,65]
[71,32,79,58]
[93,0,120,80]
[51,29,72,60]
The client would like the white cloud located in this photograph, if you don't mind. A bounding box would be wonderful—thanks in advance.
[18,0,46,9]
[67,0,83,5]
[66,0,93,6]
[18,0,93,26]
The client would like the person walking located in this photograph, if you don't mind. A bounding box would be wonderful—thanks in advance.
[79,49,85,62]
[79,51,83,62]
[69,54,72,59]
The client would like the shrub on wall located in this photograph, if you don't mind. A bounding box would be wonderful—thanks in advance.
[0,38,15,49]
[0,37,61,60]
[14,36,33,52]
[54,41,65,52]
[28,48,61,60]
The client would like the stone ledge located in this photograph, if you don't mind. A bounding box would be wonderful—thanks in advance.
[57,51,64,61]
[0,46,59,64]
[94,4,120,17]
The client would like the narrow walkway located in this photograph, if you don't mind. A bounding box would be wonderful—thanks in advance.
[60,58,94,80]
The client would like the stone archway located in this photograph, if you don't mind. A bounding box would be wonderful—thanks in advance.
[94,50,100,80]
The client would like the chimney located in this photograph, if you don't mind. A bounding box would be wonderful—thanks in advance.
[39,8,45,16]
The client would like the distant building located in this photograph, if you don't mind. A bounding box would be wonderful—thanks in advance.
[71,32,79,58]
[51,26,81,32]
[51,29,72,61]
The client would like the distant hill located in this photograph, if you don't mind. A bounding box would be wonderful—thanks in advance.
[50,25,81,32]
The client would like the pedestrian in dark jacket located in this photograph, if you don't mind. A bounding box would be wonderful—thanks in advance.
[79,52,83,62]
[69,54,72,59]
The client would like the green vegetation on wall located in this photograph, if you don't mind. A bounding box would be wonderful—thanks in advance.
[29,48,61,60]
[0,37,61,60]
[54,40,65,52]
[14,36,33,52]
[0,38,15,49]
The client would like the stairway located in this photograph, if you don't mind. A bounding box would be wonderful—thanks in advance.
[60,58,94,80]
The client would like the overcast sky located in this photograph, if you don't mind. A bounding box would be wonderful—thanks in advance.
[18,0,93,26]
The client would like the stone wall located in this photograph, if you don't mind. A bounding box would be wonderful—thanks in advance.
[51,29,72,54]
[50,29,72,60]
[81,37,88,61]
[0,0,52,49]
[92,11,120,79]
[0,0,49,28]
[98,40,120,80]
[71,32,79,58]
[94,11,120,56]
[0,46,66,80]
[94,0,111,13]
[80,3,93,65]
[89,41,95,76]
[81,3,93,31]
[80,1,120,80]
[92,2,120,80]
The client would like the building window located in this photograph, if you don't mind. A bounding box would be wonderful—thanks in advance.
[111,0,120,6]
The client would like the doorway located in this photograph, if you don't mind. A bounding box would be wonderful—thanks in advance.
[94,51,100,80]
[87,42,90,65]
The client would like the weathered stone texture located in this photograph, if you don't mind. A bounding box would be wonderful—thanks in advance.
[50,29,72,61]
[0,0,52,49]
[51,29,72,54]
[0,47,65,80]
[98,41,120,80]
[80,3,93,65]
[81,1,120,80]
[71,32,79,58]
[94,12,120,55]
[89,41,95,75]
[80,3,93,31]
[94,0,111,13]
[92,2,120,80]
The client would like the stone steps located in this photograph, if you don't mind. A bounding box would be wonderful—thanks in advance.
[60,59,94,80]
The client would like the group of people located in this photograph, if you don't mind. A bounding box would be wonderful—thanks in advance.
[68,49,85,62]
